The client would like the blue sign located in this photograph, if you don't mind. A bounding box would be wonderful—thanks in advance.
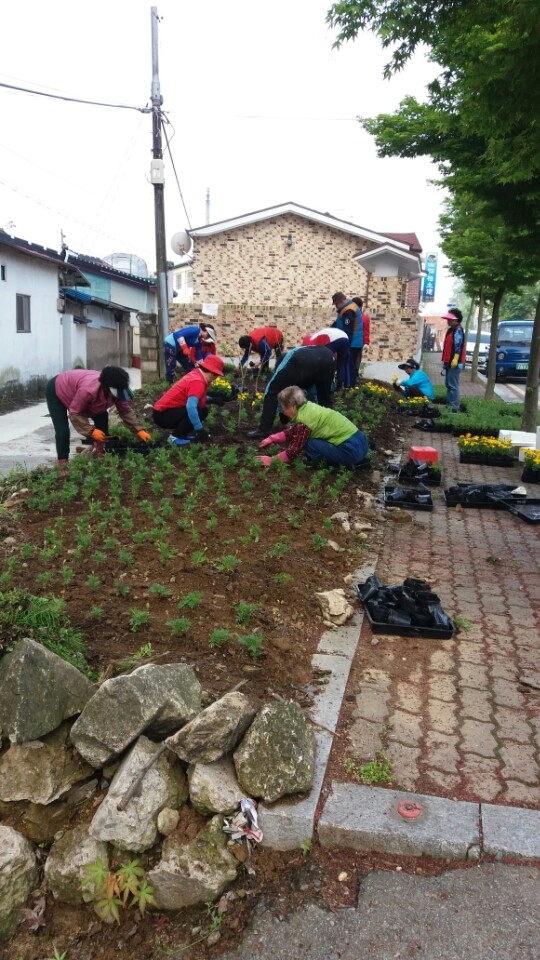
[422,253,438,302]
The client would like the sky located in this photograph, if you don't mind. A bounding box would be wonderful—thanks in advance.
[0,0,454,311]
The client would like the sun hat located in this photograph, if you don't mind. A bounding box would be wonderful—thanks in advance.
[397,358,419,370]
[442,309,463,322]
[202,325,217,342]
[199,355,224,376]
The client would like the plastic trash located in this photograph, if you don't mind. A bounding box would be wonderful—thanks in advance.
[223,798,263,844]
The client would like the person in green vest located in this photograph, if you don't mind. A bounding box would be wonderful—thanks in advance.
[255,385,369,468]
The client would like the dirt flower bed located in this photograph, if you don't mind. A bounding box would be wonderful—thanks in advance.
[0,376,410,960]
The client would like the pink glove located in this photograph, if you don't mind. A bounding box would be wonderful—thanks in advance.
[255,455,273,467]
[276,450,289,463]
[258,431,286,449]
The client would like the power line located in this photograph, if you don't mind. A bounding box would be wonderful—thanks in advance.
[0,80,151,114]
[161,114,192,230]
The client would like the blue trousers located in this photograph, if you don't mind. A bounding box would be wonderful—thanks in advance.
[445,365,461,411]
[305,430,368,467]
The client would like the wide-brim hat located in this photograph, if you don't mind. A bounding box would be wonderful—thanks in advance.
[202,325,217,342]
[397,358,419,371]
[199,355,224,376]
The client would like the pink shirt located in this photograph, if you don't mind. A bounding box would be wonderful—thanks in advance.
[54,369,128,417]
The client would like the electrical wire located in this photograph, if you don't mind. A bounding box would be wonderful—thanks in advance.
[160,112,192,230]
[0,80,151,114]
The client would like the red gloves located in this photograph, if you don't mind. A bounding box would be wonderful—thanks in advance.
[181,343,190,357]
[258,431,286,449]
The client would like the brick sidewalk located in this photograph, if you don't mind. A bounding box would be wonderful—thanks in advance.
[339,422,540,809]
[423,351,487,397]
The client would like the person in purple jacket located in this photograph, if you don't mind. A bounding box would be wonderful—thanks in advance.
[45,366,150,468]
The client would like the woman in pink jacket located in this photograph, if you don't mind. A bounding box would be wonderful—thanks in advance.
[46,366,150,467]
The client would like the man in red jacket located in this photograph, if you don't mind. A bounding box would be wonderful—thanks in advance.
[441,308,466,411]
[239,327,284,377]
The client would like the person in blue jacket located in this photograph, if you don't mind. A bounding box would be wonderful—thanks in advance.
[393,358,435,400]
[331,292,362,388]
[163,323,216,384]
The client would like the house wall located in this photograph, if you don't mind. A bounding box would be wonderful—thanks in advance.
[0,248,62,383]
[170,214,421,361]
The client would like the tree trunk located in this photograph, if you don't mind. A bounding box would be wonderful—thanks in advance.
[521,292,540,431]
[470,290,483,381]
[484,286,505,400]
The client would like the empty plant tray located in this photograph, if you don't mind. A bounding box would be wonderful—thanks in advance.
[444,483,527,509]
[507,499,540,524]
[384,485,433,511]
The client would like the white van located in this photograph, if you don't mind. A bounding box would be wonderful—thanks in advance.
[465,331,490,365]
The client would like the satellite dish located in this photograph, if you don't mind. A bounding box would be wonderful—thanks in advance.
[171,230,192,256]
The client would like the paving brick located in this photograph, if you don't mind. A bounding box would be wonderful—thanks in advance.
[425,732,460,773]
[355,686,391,724]
[429,649,455,673]
[492,678,525,709]
[460,719,498,758]
[458,663,489,689]
[427,698,457,735]
[503,782,540,806]
[428,675,457,703]
[456,641,485,664]
[318,783,479,858]
[423,769,461,793]
[499,744,539,784]
[494,707,534,744]
[460,756,501,801]
[460,688,493,723]
[387,709,423,747]
[347,717,385,760]
[395,681,423,714]
[387,742,421,791]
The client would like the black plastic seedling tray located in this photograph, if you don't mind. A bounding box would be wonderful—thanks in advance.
[361,602,456,640]
[507,499,540,524]
[398,470,442,487]
[444,483,527,510]
[384,485,433,511]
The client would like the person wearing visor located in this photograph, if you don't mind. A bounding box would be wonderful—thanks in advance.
[152,354,225,445]
[45,366,151,469]
[392,358,435,400]
[441,308,465,411]
[163,323,217,384]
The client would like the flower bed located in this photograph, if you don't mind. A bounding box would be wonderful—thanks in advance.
[521,450,540,483]
[457,434,514,466]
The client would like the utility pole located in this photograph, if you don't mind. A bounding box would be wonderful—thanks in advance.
[150,6,169,375]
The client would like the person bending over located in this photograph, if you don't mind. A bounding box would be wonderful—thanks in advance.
[246,345,335,439]
[255,385,368,468]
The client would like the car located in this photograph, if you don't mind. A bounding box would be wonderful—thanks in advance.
[465,331,490,365]
[479,319,534,380]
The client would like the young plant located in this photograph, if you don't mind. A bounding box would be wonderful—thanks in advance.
[86,573,101,591]
[119,548,134,567]
[311,534,327,552]
[209,628,232,648]
[238,632,263,660]
[117,643,156,672]
[214,554,241,572]
[114,579,130,598]
[82,858,156,923]
[177,591,203,610]
[36,571,54,588]
[89,605,104,619]
[166,616,191,636]
[344,750,393,785]
[148,582,173,598]
[235,601,257,625]
[190,549,208,566]
[129,607,150,632]
[272,572,292,585]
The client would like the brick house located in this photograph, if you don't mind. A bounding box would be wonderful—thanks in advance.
[168,202,424,362]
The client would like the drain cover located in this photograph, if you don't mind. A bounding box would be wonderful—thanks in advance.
[397,801,423,819]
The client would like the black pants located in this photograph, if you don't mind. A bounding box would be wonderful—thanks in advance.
[259,346,335,435]
[349,347,363,387]
[46,377,109,460]
[152,404,208,438]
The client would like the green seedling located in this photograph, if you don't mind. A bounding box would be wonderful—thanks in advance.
[191,549,208,566]
[92,550,107,566]
[300,838,312,857]
[114,579,130,598]
[209,627,232,647]
[238,632,263,660]
[118,643,156,672]
[36,571,54,588]
[118,549,134,567]
[453,615,472,631]
[82,858,156,923]
[166,616,191,636]
[235,601,257,625]
[89,605,104,619]
[215,554,241,572]
[129,608,150,632]
[86,573,101,591]
[148,583,173,598]
[177,590,203,610]
[272,572,292,585]
[311,534,327,552]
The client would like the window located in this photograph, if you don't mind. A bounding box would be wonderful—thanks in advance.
[1,265,5,281]
[16,294,31,333]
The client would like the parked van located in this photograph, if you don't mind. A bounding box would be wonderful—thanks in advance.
[465,331,490,365]
[480,320,534,380]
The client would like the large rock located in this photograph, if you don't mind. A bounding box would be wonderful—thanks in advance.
[0,721,95,804]
[166,692,257,764]
[44,824,109,905]
[234,701,316,803]
[149,816,238,910]
[0,638,95,743]
[188,756,245,815]
[70,663,202,768]
[89,736,188,852]
[0,825,38,940]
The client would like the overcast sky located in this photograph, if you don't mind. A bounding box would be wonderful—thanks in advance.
[0,0,453,310]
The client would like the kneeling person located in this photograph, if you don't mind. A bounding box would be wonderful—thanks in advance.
[256,385,368,468]
[393,359,434,400]
[152,355,224,444]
